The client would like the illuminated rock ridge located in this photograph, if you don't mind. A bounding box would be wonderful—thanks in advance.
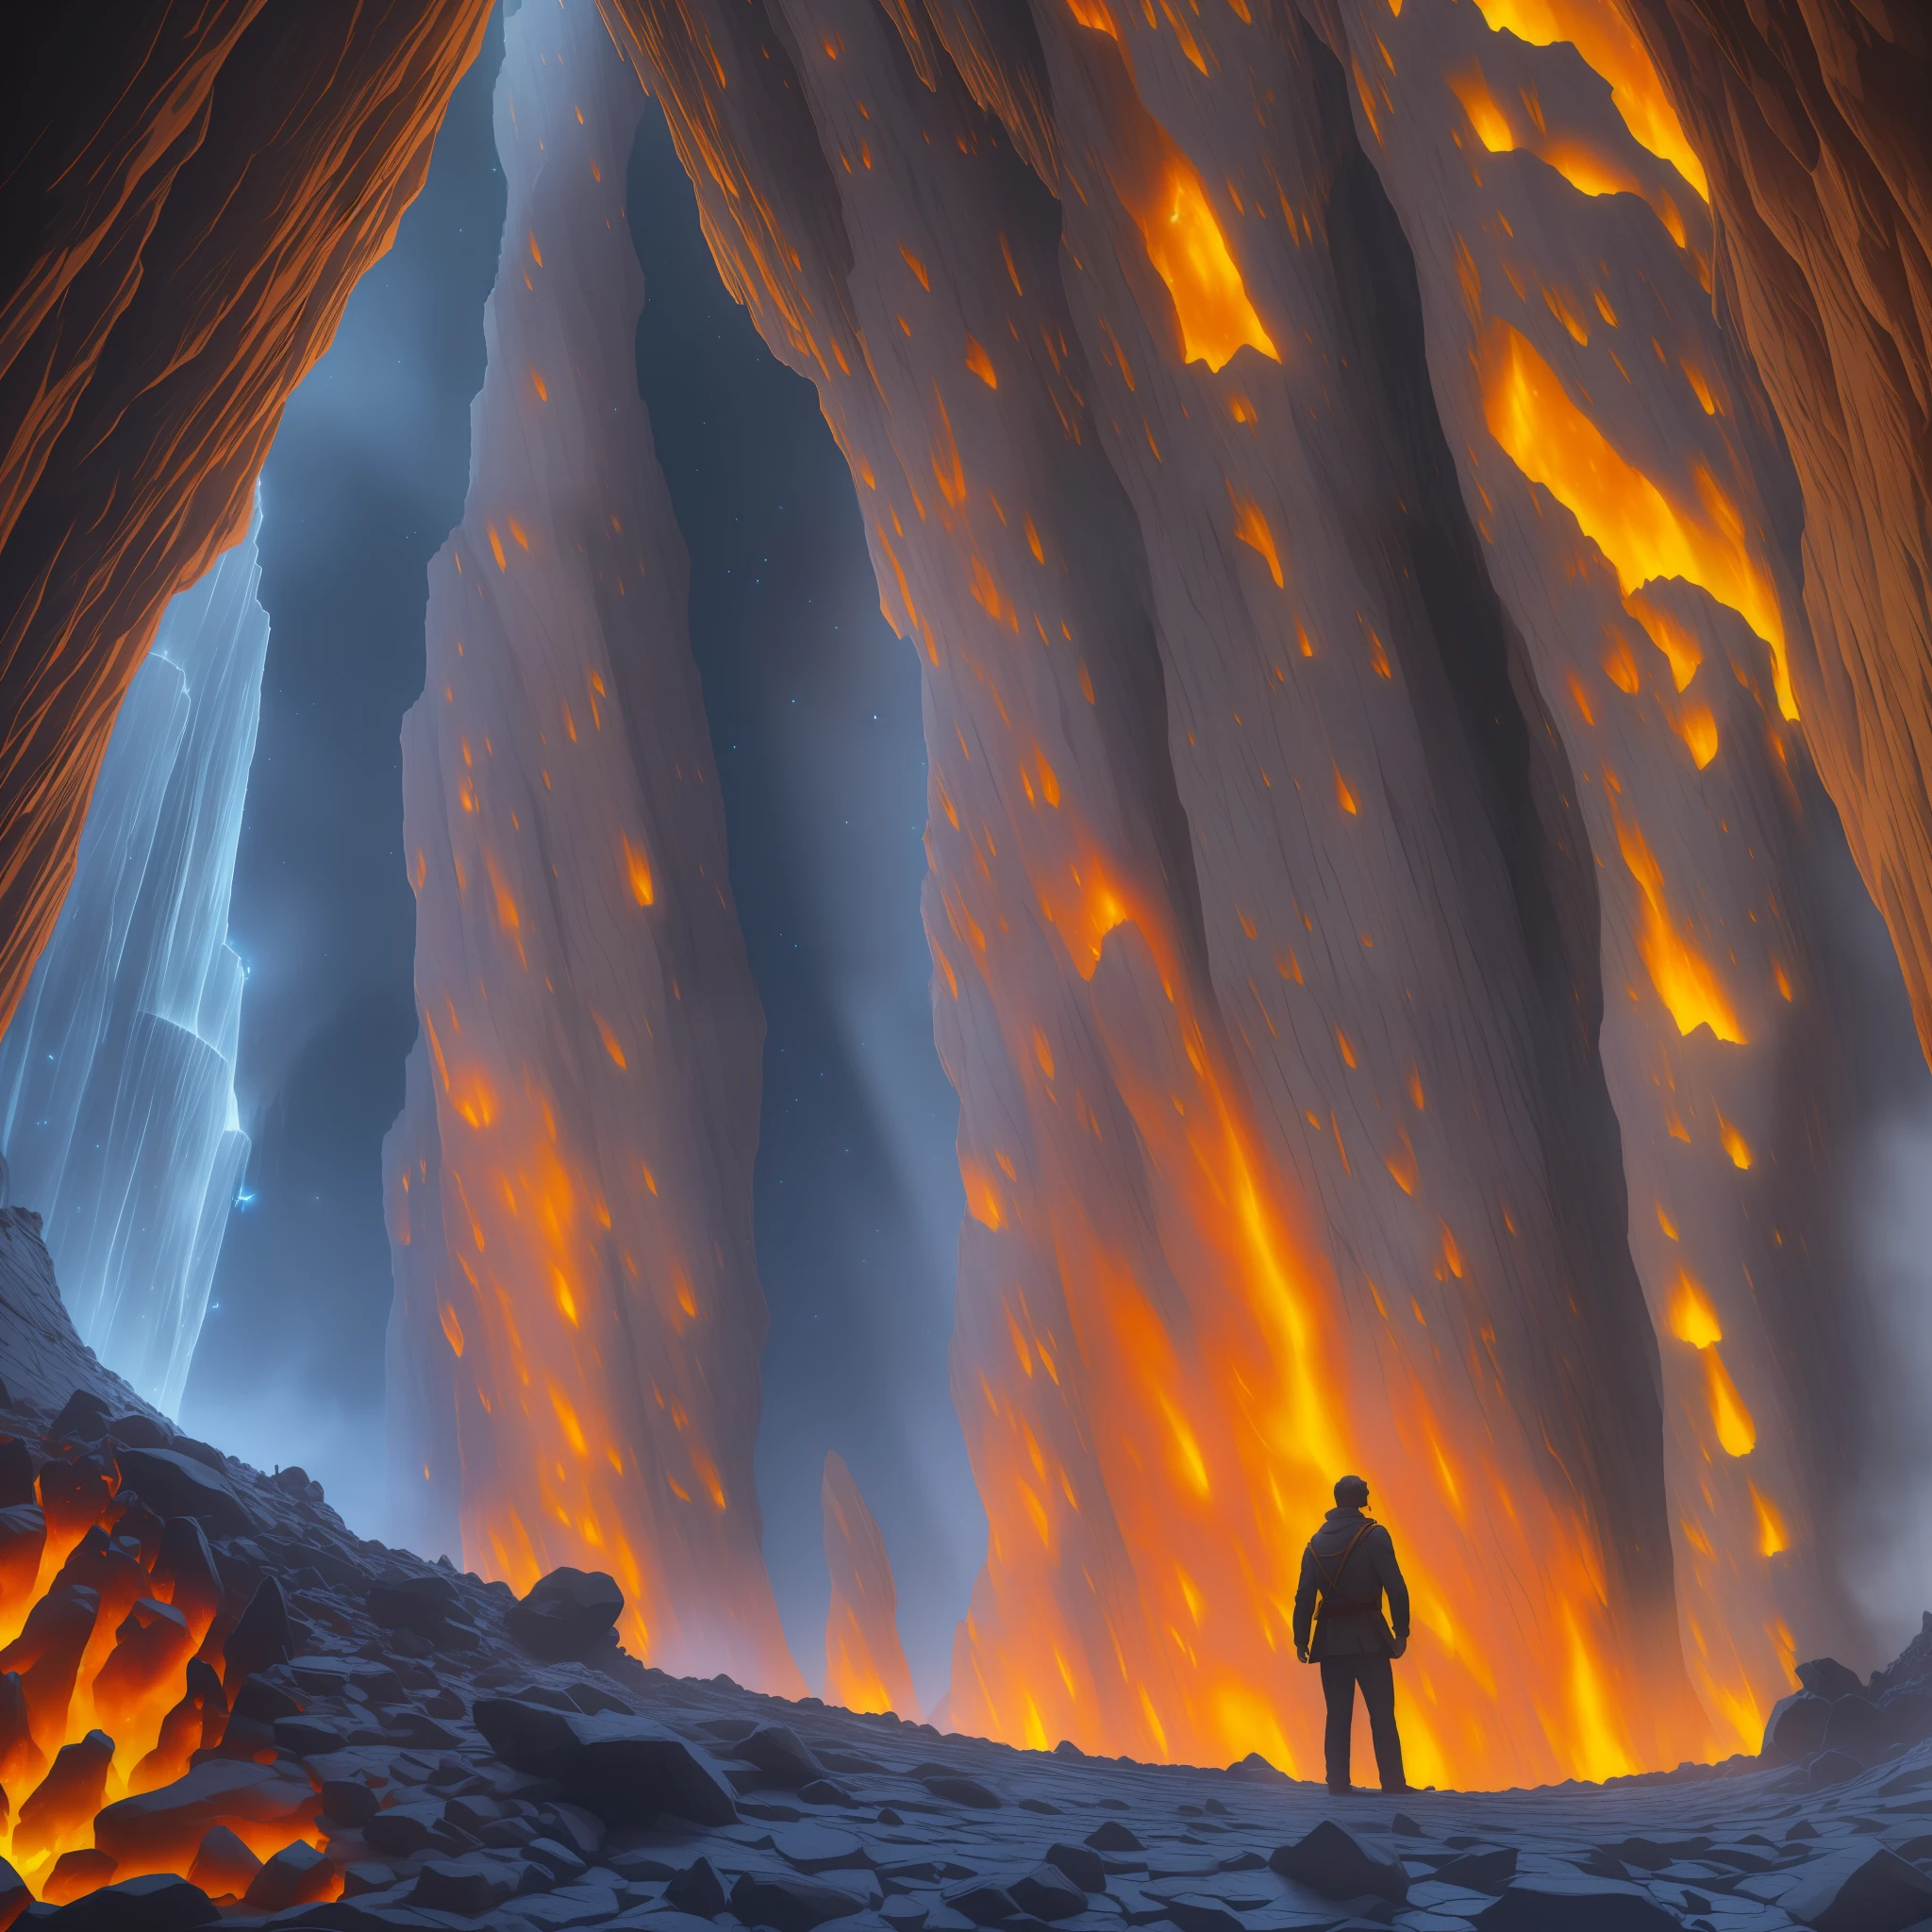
[0,508,266,1414]
[584,0,1920,1780]
[389,0,803,1694]
[0,0,491,1041]
[824,1451,923,1720]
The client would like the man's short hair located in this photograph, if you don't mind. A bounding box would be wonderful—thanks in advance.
[1334,1474,1370,1507]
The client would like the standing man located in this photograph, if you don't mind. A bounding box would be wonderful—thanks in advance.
[1293,1474,1410,1795]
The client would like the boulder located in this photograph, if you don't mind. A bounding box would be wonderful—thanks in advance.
[1822,1693,1887,1756]
[1796,1657,1865,1700]
[93,1759,318,1869]
[1044,1844,1106,1892]
[504,1566,624,1660]
[523,1833,590,1882]
[1084,1822,1143,1854]
[0,1438,33,1509]
[1780,1844,1932,1931]
[43,1848,117,1905]
[1160,1896,1244,1932]
[41,1873,217,1928]
[0,1857,24,1928]
[148,1519,220,1635]
[1009,1866,1086,1924]
[0,1503,42,1604]
[920,1774,1001,1809]
[50,1391,112,1441]
[666,1854,728,1916]
[109,1448,252,1537]
[473,1697,739,1824]
[364,1798,445,1855]
[1807,1747,1863,1788]
[1474,1876,1679,1929]
[538,1801,606,1859]
[185,1824,260,1899]
[409,1853,520,1915]
[107,1415,171,1451]
[941,1881,1018,1925]
[739,1722,826,1790]
[731,1869,869,1932]
[774,1825,873,1874]
[14,1730,116,1864]
[1766,1693,1832,1764]
[319,1776,378,1827]
[220,1575,292,1693]
[1269,1822,1407,1905]
[242,1840,336,1911]
[1436,1846,1518,1893]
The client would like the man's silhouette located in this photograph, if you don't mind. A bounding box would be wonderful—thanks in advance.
[1292,1473,1410,1794]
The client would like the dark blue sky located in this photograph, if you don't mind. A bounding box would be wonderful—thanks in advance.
[188,10,978,1705]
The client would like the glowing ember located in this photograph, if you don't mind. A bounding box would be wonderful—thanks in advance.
[1465,0,1707,198]
[1613,806,1746,1043]
[1481,322,1794,720]
[1134,163,1278,372]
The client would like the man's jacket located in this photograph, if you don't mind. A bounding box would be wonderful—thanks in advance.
[1291,1507,1410,1658]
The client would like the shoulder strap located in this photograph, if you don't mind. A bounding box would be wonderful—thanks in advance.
[1313,1521,1374,1593]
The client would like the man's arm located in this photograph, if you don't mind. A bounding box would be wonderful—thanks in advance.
[1291,1543,1318,1659]
[1374,1525,1410,1644]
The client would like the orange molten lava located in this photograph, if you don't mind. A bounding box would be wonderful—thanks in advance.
[1132,160,1278,372]
[0,1446,323,1907]
[1481,323,1795,719]
[946,837,1719,1787]
[1612,805,1746,1042]
[1467,0,1707,198]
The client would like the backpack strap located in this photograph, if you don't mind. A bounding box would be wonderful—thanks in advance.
[1311,1522,1374,1600]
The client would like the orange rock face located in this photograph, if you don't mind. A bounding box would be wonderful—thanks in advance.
[387,0,801,1691]
[1615,0,1932,1059]
[822,1453,921,1719]
[1307,0,1890,1758]
[0,0,491,1038]
[599,0,1926,1778]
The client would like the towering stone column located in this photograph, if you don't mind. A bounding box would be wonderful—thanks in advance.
[1308,0,1891,1742]
[606,0,1710,1782]
[389,0,801,1691]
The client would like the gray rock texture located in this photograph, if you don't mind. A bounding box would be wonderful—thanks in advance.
[386,0,801,1693]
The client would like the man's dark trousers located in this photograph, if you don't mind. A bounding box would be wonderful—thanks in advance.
[1319,1655,1405,1790]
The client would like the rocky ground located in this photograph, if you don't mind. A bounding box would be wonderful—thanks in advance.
[3,1208,1932,1931]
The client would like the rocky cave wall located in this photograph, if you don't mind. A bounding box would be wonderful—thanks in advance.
[2,0,1929,1791]
[0,0,491,1042]
[1612,0,1932,1062]
[1304,0,1897,1751]
[389,0,803,1695]
[597,0,1767,1784]
[586,0,1927,1774]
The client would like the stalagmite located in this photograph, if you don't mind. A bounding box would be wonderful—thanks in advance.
[0,508,266,1413]
[822,1452,921,1720]
[1307,0,1890,1744]
[388,0,801,1691]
